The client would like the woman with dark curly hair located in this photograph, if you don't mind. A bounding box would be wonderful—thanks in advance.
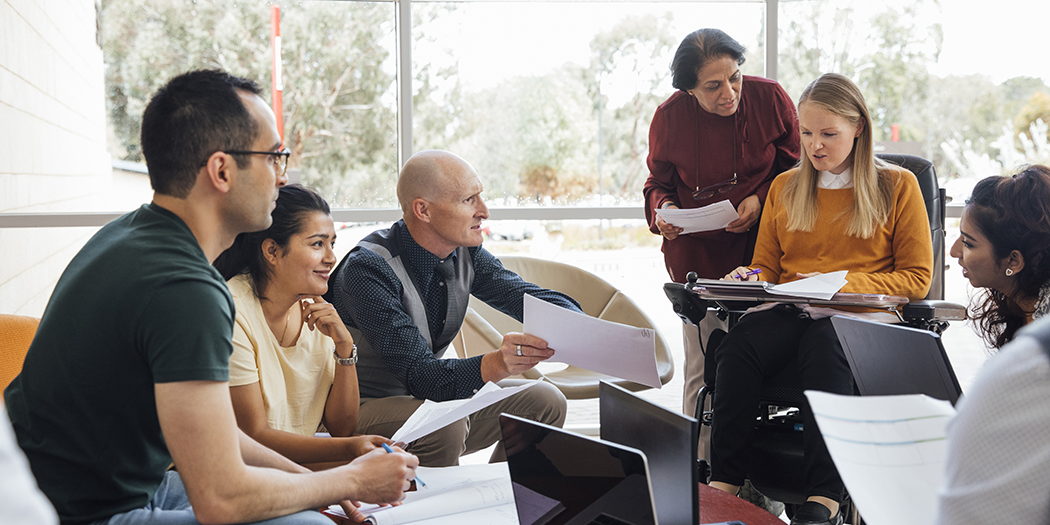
[936,165,1050,524]
[949,165,1050,349]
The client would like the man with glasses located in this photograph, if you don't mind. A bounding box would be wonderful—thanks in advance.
[4,69,417,525]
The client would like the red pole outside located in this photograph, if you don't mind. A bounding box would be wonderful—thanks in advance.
[891,123,899,142]
[270,5,284,143]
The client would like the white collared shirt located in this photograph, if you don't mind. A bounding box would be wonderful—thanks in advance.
[818,167,853,189]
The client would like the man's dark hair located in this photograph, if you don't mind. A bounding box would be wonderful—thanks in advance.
[670,28,747,91]
[140,69,263,198]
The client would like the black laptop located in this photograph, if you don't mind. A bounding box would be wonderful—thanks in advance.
[830,316,963,405]
[599,381,699,525]
[500,413,659,525]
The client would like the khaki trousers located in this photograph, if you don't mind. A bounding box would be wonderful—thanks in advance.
[356,379,567,467]
[681,315,728,463]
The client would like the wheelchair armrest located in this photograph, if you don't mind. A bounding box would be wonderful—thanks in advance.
[902,300,967,321]
[663,282,709,325]
[902,300,967,335]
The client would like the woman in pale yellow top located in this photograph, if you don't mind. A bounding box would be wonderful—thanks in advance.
[214,184,390,471]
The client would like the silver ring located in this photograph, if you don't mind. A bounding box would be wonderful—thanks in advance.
[516,344,523,356]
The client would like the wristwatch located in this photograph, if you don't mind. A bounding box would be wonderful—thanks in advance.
[334,344,358,366]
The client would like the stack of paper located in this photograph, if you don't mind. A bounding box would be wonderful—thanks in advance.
[805,391,956,525]
[767,270,849,300]
[326,463,517,525]
[654,200,739,234]
[391,382,537,444]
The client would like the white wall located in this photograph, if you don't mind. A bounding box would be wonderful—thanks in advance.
[0,0,110,315]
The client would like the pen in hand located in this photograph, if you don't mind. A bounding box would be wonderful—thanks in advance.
[733,268,762,280]
[382,442,426,489]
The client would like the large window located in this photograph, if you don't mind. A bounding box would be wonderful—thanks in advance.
[411,2,764,205]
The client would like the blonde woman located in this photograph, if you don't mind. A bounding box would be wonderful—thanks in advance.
[708,73,933,525]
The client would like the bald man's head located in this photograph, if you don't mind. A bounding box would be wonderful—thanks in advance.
[396,150,477,213]
[397,150,489,257]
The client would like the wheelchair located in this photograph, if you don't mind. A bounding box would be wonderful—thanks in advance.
[662,154,966,520]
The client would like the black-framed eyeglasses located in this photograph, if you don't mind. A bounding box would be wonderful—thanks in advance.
[692,173,738,201]
[223,148,291,177]
[692,105,739,202]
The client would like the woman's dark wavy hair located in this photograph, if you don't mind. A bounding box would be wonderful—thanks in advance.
[965,165,1050,349]
[670,28,746,91]
[213,184,331,299]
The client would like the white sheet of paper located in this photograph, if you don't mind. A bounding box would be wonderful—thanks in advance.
[391,381,537,444]
[327,463,517,525]
[767,270,848,300]
[655,200,739,234]
[805,391,957,525]
[522,294,660,389]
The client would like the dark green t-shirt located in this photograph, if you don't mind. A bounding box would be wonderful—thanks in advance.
[4,203,234,524]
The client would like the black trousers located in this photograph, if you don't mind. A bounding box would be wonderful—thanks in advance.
[709,305,851,502]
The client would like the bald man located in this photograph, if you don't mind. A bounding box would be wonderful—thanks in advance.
[326,150,580,466]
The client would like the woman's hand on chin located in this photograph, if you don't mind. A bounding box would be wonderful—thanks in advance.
[300,295,353,345]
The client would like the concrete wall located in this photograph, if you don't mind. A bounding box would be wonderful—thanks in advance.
[0,0,111,316]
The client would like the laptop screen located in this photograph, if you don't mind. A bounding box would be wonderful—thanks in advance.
[831,316,963,405]
[599,381,699,525]
[500,414,658,525]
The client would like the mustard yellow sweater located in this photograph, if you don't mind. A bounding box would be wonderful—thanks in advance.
[752,167,933,300]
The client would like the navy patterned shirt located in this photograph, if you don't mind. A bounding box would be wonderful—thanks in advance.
[330,220,582,401]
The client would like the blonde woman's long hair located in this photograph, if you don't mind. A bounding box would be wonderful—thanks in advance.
[781,73,895,238]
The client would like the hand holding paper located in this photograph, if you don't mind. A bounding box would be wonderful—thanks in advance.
[655,200,740,234]
[522,294,661,389]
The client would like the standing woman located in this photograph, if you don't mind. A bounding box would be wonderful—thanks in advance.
[214,184,390,473]
[643,28,800,420]
[711,73,932,525]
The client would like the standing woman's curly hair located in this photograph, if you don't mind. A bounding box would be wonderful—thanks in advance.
[213,184,331,299]
[965,165,1050,349]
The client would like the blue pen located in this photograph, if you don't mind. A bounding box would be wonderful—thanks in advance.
[382,442,426,489]
[733,268,762,280]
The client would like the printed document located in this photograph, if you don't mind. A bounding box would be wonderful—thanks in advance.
[522,294,660,389]
[805,391,956,525]
[655,200,739,234]
[391,381,537,444]
[325,463,517,525]
[767,270,848,300]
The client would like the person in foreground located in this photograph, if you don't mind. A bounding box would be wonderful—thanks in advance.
[948,166,1050,349]
[933,166,1050,524]
[3,69,416,525]
[326,149,580,467]
[709,73,933,525]
[934,318,1050,524]
[214,184,394,472]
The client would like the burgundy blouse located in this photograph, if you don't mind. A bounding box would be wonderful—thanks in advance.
[643,76,800,282]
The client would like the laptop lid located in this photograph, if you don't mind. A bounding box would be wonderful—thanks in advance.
[830,316,963,405]
[599,381,699,525]
[500,414,659,525]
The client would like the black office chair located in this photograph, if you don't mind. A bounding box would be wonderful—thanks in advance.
[663,154,966,518]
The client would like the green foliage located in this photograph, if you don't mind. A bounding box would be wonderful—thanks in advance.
[586,14,677,199]
[102,0,402,207]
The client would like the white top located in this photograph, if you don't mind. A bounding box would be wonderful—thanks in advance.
[818,167,853,189]
[934,329,1050,524]
[0,406,58,525]
[227,273,337,436]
